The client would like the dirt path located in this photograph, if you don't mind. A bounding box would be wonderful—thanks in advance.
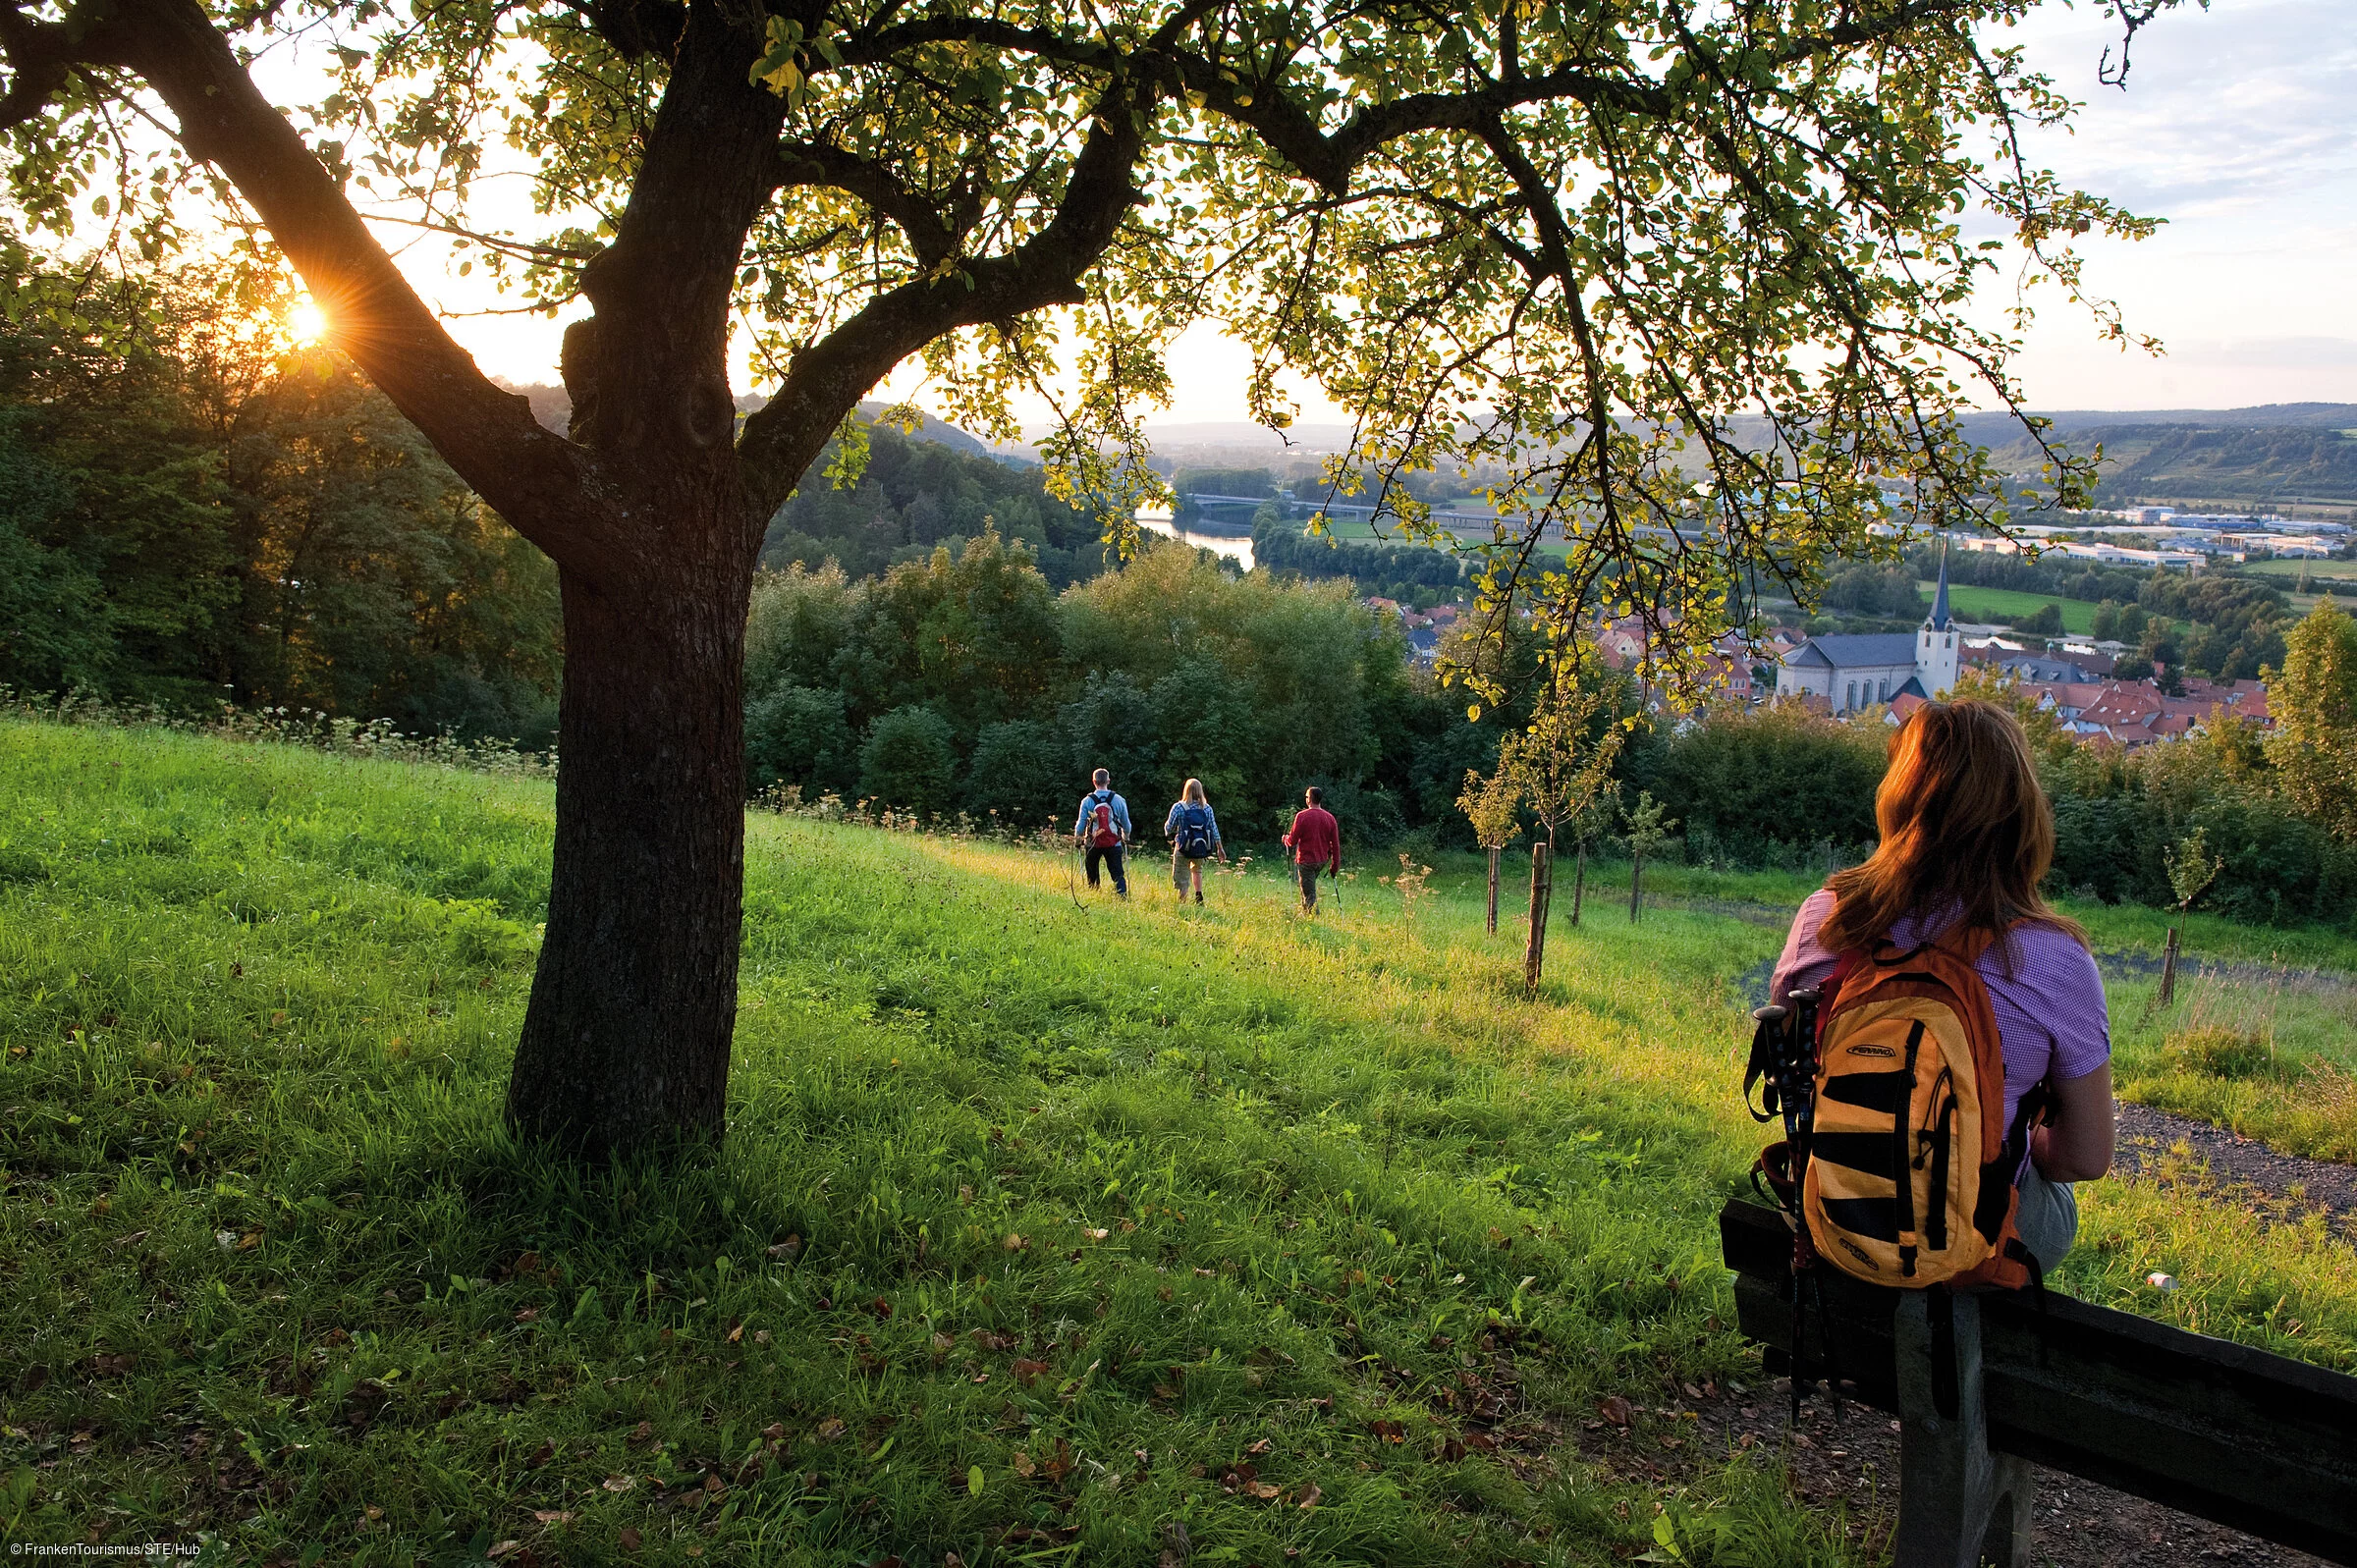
[2115,1101,2357,1224]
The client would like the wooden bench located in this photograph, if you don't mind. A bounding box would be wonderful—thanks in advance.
[1719,1198,2357,1567]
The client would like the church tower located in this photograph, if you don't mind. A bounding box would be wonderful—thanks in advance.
[1917,547,1958,695]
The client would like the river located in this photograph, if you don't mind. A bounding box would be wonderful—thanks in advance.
[1138,513,1255,570]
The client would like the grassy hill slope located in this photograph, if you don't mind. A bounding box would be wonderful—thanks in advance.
[4,721,2354,1564]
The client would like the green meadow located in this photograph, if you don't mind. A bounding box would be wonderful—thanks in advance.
[5,719,2356,1565]
[1912,582,2102,636]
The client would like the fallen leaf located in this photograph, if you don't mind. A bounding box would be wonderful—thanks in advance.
[619,1527,642,1550]
[870,1296,893,1319]
[1003,1233,1028,1252]
[815,1418,848,1442]
[1011,1359,1050,1386]
[1297,1482,1323,1510]
[931,1332,956,1354]
[1248,1481,1280,1499]
[513,1308,539,1324]
[90,1353,134,1378]
[754,1329,773,1345]
[485,1541,521,1559]
[727,1323,743,1344]
[1244,1438,1273,1456]
[766,1235,802,1261]
[1083,1227,1109,1241]
[1011,1451,1036,1479]
[531,1510,573,1526]
[760,1423,786,1440]
[1598,1395,1633,1429]
[524,1440,555,1468]
[627,1420,655,1448]
[602,1475,635,1493]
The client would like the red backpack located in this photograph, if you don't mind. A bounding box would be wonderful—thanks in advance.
[1087,797,1120,848]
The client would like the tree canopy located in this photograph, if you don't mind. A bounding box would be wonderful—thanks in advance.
[6,0,2170,674]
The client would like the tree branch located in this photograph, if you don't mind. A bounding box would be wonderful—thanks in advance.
[776,139,959,268]
[26,0,620,574]
[738,74,1151,519]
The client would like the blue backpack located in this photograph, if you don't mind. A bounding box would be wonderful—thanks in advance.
[1176,804,1214,858]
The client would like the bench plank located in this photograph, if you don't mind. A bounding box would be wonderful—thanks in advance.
[1721,1199,2357,1565]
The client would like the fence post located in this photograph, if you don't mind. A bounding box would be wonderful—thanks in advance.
[1523,842,1552,990]
[1893,1291,2037,1568]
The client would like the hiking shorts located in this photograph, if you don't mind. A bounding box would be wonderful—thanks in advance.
[1173,848,1210,889]
[2015,1162,2078,1273]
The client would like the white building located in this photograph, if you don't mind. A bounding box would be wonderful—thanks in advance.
[1777,557,1961,716]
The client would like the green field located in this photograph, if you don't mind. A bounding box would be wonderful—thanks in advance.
[2242,557,2357,582]
[1914,581,2102,636]
[6,719,2356,1563]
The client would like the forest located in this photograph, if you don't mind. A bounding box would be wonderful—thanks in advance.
[0,246,561,744]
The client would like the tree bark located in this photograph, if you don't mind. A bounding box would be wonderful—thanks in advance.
[1628,847,1643,923]
[506,539,755,1153]
[1486,846,1501,935]
[1523,841,1552,990]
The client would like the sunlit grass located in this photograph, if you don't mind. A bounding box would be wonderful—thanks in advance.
[2,716,2351,1565]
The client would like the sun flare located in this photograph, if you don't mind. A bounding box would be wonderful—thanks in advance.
[289,298,329,344]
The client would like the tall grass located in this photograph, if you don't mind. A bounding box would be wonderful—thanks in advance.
[2,717,2352,1565]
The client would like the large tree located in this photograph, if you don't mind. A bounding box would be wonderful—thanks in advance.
[1,0,2174,1152]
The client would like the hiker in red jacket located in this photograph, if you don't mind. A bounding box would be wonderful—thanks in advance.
[1283,786,1341,914]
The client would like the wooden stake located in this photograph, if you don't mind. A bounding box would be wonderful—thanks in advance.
[1486,846,1501,935]
[2160,925,2180,1005]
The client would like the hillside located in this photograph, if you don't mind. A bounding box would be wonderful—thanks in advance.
[6,720,2356,1561]
[1963,404,2357,510]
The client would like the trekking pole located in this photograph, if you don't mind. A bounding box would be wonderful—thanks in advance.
[1067,839,1087,912]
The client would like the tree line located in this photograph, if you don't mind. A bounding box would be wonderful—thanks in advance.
[0,245,561,743]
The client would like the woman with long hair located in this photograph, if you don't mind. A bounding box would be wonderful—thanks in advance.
[1163,777,1228,905]
[1771,699,2113,1270]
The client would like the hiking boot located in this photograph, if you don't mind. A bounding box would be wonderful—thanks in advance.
[1193,891,1204,905]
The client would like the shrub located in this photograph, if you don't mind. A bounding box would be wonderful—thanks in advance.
[857,705,957,814]
[962,720,1071,830]
[1645,702,1887,865]
[745,682,854,795]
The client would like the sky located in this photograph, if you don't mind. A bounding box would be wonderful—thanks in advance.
[302,0,2356,421]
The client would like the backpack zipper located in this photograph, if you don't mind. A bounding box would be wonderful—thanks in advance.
[1928,1093,1954,1253]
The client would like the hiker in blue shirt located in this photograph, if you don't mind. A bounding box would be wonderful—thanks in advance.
[1163,778,1228,905]
[1072,768,1131,897]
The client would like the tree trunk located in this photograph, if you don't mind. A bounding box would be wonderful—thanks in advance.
[504,539,755,1155]
[1486,846,1501,935]
[2160,924,2180,1006]
[1523,841,1553,990]
[1570,840,1587,928]
[1628,847,1643,923]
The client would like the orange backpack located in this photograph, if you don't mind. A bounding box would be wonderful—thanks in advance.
[1800,929,2048,1291]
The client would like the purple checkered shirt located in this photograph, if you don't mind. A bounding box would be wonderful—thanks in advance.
[1771,889,2110,1158]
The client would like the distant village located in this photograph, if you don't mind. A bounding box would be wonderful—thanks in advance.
[1357,507,2354,748]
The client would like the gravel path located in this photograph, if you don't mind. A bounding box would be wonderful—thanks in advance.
[2113,1101,2357,1223]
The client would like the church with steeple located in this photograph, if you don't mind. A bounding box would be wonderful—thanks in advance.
[1775,552,1960,715]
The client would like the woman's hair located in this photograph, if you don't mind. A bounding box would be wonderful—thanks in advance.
[1183,778,1206,805]
[1821,698,2083,958]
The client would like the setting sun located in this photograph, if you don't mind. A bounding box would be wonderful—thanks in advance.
[288,297,329,344]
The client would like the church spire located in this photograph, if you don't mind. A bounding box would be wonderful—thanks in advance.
[1927,544,1951,631]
